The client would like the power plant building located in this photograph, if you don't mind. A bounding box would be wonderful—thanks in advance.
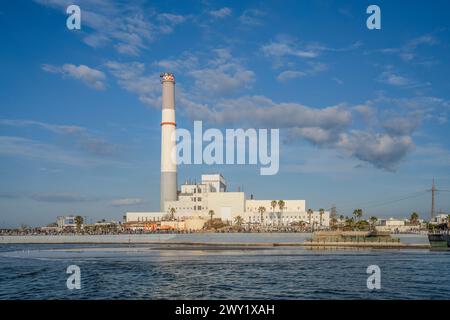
[125,73,330,228]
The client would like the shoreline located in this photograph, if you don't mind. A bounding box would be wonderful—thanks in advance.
[0,234,431,249]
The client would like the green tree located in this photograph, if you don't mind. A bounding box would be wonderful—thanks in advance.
[208,210,215,222]
[353,209,363,221]
[169,207,176,220]
[369,216,378,230]
[307,209,313,227]
[330,218,338,230]
[319,208,325,227]
[271,200,277,214]
[234,215,244,226]
[277,200,285,226]
[278,200,285,212]
[410,212,419,225]
[345,217,355,229]
[74,216,84,232]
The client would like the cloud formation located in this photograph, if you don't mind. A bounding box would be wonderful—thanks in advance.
[239,9,265,26]
[42,63,106,90]
[35,0,187,56]
[261,37,362,60]
[30,192,95,203]
[111,198,144,207]
[0,119,121,160]
[209,7,232,18]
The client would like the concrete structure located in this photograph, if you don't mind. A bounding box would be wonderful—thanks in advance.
[430,213,449,225]
[207,192,245,223]
[201,174,227,192]
[127,170,327,228]
[246,200,306,213]
[375,218,420,233]
[126,212,165,223]
[163,174,245,222]
[56,216,78,228]
[246,208,330,228]
[160,72,177,211]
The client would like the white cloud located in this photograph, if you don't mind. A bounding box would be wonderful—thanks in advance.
[337,132,414,171]
[239,9,265,26]
[377,69,413,87]
[378,34,438,63]
[276,70,306,82]
[157,13,187,33]
[42,63,106,90]
[261,37,362,61]
[30,192,95,203]
[105,61,161,108]
[0,119,121,158]
[261,41,318,59]
[35,0,187,56]
[111,198,144,207]
[209,7,232,18]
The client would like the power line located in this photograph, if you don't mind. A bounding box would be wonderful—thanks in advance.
[337,190,427,212]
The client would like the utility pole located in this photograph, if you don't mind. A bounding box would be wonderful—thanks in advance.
[431,178,436,221]
[331,204,337,219]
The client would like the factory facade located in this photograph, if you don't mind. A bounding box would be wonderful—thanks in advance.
[125,73,329,229]
[126,173,330,228]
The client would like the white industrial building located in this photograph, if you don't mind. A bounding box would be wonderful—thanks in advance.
[126,173,329,228]
[125,73,330,229]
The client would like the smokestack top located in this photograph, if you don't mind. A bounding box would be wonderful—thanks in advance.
[160,72,175,83]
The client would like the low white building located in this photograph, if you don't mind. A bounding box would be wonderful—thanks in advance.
[56,215,79,228]
[246,209,330,228]
[375,218,419,233]
[164,174,245,222]
[430,214,449,225]
[126,212,165,223]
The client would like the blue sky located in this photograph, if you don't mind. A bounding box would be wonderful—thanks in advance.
[1,0,450,227]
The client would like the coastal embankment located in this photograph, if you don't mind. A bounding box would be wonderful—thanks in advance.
[0,233,431,249]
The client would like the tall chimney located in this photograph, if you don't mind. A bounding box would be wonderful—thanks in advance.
[160,72,177,211]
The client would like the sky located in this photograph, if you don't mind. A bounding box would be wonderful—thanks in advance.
[1,0,450,227]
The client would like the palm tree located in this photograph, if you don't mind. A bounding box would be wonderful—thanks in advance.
[208,210,215,222]
[278,200,285,212]
[319,208,325,227]
[234,215,244,226]
[169,207,176,220]
[277,200,285,226]
[353,209,363,221]
[369,216,378,230]
[307,209,313,227]
[330,217,338,229]
[410,212,419,225]
[345,217,355,229]
[258,206,266,225]
[271,200,277,216]
[74,216,84,232]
